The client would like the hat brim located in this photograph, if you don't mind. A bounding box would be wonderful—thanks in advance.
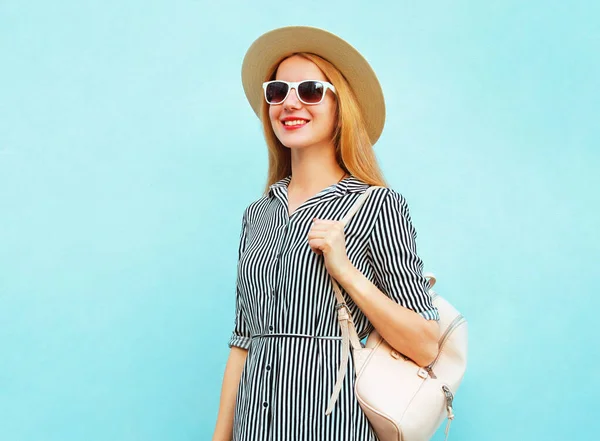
[241,26,385,146]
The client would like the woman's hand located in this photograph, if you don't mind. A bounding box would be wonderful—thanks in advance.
[307,218,354,281]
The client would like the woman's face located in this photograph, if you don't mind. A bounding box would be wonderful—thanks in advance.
[268,55,337,150]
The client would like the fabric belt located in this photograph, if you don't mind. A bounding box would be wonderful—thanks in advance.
[251,333,342,341]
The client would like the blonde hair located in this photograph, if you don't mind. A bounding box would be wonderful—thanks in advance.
[260,52,388,195]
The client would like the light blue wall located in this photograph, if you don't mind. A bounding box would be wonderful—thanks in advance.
[1,1,597,440]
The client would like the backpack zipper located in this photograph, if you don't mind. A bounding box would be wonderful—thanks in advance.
[425,290,463,440]
[425,314,466,378]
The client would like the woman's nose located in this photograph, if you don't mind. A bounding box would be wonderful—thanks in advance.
[283,87,302,109]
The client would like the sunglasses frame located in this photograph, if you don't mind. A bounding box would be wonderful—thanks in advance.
[262,80,337,106]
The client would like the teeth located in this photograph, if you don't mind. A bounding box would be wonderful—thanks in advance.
[283,120,308,126]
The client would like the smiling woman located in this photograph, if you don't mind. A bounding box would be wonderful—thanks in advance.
[259,50,380,186]
[266,56,339,152]
[211,26,442,441]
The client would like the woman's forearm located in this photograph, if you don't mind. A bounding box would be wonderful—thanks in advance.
[212,346,249,441]
[337,265,439,366]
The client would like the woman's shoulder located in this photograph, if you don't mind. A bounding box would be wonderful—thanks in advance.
[240,194,271,222]
[363,185,408,207]
[361,185,417,227]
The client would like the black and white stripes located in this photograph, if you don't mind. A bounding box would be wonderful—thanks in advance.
[228,175,438,441]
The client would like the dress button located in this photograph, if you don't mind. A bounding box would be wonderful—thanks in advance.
[266,365,271,371]
[268,325,274,331]
[263,402,268,408]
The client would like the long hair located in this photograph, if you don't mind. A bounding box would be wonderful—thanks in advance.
[259,52,389,195]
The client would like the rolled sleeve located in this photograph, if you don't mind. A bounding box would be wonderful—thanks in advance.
[228,285,252,349]
[368,189,439,321]
[228,209,252,349]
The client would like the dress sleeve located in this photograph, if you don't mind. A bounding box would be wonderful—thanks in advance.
[228,208,252,349]
[368,189,439,321]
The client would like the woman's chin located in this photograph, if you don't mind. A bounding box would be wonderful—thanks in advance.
[277,136,313,149]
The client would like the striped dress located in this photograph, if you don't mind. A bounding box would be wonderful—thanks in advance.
[228,174,439,441]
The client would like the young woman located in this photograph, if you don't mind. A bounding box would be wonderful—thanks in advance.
[212,26,440,441]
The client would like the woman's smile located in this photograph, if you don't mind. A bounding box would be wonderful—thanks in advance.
[281,118,310,130]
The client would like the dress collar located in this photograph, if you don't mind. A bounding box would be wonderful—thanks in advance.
[268,174,370,198]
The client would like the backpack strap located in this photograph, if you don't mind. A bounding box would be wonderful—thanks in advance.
[325,185,384,415]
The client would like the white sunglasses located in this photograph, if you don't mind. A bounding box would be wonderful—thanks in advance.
[262,80,337,105]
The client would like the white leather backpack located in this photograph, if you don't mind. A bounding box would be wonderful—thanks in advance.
[324,186,468,441]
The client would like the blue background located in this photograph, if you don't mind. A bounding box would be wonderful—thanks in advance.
[1,1,598,440]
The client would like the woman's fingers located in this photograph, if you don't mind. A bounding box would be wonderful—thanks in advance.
[308,238,325,254]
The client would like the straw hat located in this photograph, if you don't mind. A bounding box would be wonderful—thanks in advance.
[241,25,386,146]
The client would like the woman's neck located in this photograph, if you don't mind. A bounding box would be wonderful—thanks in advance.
[288,157,347,195]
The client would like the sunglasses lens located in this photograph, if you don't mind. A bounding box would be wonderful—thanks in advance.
[265,82,289,104]
[298,81,325,104]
